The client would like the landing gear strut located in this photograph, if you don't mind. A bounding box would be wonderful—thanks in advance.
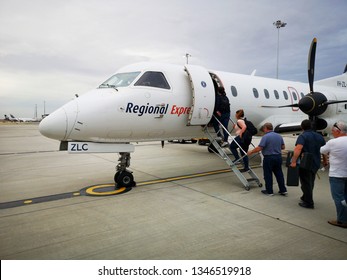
[114,152,136,188]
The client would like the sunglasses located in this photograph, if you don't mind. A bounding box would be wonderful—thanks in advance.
[333,123,341,131]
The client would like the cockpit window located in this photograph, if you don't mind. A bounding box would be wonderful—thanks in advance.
[98,72,141,88]
[134,71,171,89]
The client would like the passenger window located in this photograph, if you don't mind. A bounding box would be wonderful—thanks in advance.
[274,90,279,99]
[253,88,259,98]
[292,92,297,101]
[231,86,237,97]
[264,89,270,99]
[135,71,171,89]
[283,91,288,100]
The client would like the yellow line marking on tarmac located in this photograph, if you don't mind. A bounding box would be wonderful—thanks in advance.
[137,169,232,186]
[86,185,127,196]
[84,169,233,196]
[0,166,260,208]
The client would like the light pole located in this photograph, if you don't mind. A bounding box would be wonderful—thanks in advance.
[185,53,191,64]
[273,20,287,79]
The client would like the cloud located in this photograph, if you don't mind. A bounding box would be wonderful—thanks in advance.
[0,0,346,116]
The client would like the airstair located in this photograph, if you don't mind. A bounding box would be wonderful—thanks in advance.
[183,64,261,190]
[203,116,262,191]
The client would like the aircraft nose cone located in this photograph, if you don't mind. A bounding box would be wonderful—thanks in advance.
[39,99,78,140]
[39,107,68,140]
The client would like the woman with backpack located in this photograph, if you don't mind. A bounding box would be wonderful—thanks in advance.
[229,109,252,172]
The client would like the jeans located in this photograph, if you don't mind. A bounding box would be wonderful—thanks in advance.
[230,136,249,169]
[262,155,287,194]
[213,112,230,142]
[329,177,347,223]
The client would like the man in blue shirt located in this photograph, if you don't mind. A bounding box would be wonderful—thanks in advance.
[248,122,287,196]
[290,119,327,209]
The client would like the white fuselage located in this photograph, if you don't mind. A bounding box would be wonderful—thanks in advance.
[39,62,347,143]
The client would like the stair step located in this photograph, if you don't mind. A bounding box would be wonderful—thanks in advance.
[203,120,261,190]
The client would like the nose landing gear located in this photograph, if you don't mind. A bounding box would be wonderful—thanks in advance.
[114,152,136,188]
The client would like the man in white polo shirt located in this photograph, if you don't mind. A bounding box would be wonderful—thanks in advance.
[320,120,347,228]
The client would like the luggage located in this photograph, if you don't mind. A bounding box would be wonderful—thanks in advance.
[287,166,299,186]
[286,151,299,186]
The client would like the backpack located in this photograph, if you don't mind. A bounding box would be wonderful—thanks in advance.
[238,118,258,136]
[244,118,258,135]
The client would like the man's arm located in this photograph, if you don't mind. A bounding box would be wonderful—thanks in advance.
[320,143,329,167]
[247,146,263,156]
[322,154,329,167]
[290,144,303,167]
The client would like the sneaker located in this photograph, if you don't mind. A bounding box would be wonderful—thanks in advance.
[221,142,229,147]
[278,191,288,196]
[261,190,274,196]
[239,168,250,172]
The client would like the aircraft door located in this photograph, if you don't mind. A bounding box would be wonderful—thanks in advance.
[337,103,347,115]
[185,65,215,126]
[288,87,300,111]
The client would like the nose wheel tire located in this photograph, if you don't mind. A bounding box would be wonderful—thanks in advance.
[114,171,135,188]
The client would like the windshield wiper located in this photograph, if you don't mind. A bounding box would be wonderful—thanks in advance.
[99,83,113,88]
[99,84,118,91]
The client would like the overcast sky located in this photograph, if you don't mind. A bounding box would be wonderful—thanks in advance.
[1,0,346,117]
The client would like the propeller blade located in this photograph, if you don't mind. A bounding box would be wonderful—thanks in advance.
[308,38,317,93]
[324,99,347,105]
[261,104,299,108]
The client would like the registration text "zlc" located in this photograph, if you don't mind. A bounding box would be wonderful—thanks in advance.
[70,143,88,151]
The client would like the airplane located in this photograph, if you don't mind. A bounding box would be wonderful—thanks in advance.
[4,114,19,122]
[39,38,347,188]
[4,114,40,122]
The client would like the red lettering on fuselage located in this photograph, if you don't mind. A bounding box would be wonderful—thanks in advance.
[170,105,191,117]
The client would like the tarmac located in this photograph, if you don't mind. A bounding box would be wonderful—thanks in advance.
[0,123,346,260]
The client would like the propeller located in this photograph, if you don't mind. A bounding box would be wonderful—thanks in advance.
[308,38,317,93]
[262,38,347,131]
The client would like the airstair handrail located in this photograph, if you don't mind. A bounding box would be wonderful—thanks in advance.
[208,115,257,161]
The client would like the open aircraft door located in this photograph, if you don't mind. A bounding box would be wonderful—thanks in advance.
[185,65,215,126]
